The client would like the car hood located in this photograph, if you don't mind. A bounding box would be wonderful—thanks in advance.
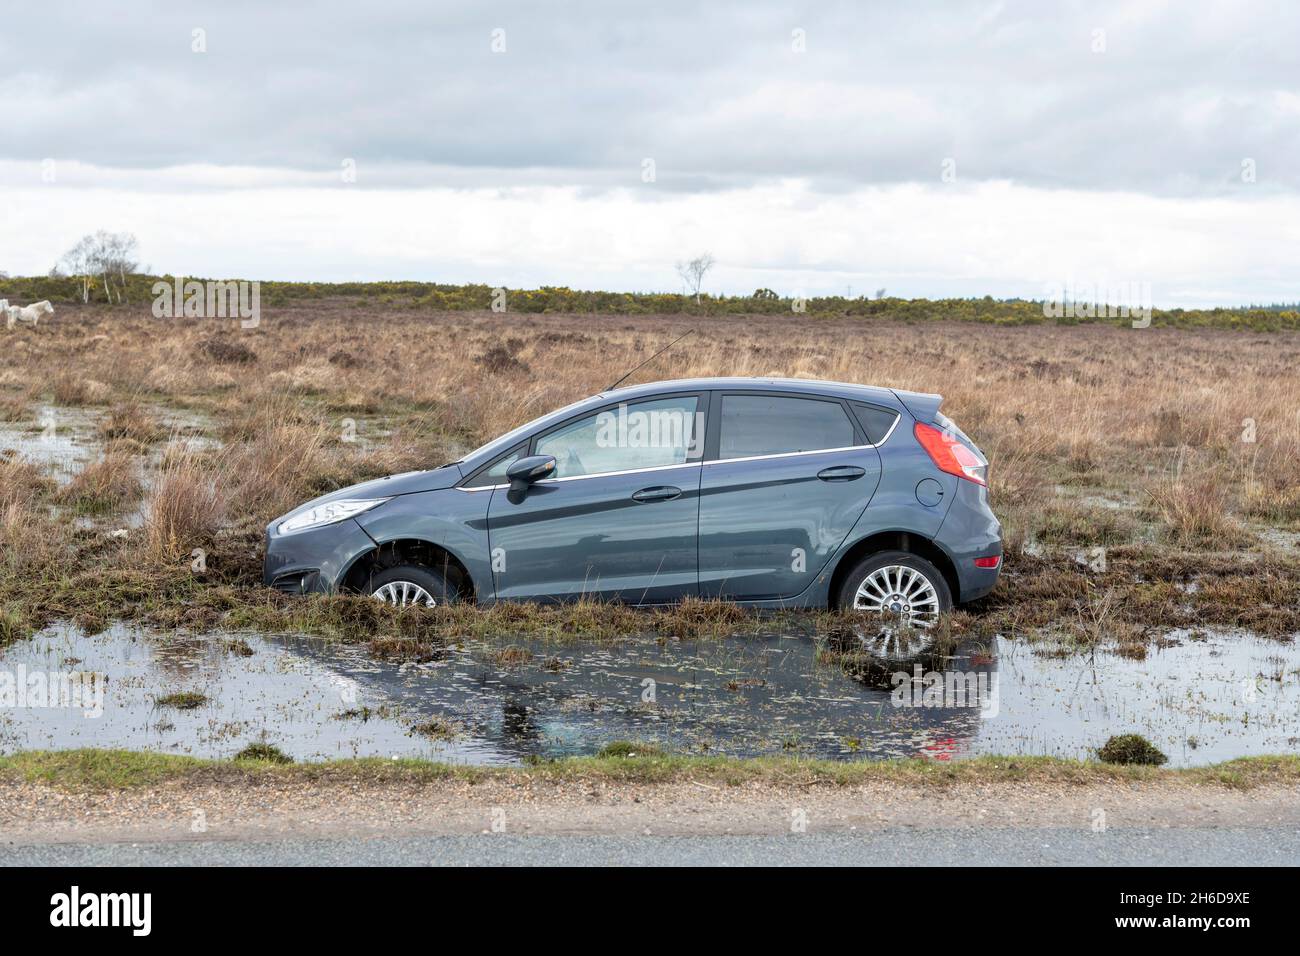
[270,463,463,529]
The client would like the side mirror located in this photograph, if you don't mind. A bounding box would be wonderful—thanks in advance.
[506,455,557,498]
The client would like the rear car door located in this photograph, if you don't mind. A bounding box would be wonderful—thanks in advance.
[698,391,882,600]
[486,393,706,603]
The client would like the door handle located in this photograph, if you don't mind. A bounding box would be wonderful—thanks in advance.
[632,485,682,502]
[817,465,866,481]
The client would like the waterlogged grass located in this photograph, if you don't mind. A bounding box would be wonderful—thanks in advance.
[3,544,1300,654]
[154,691,208,710]
[0,605,32,646]
[0,303,1298,661]
[3,748,1298,792]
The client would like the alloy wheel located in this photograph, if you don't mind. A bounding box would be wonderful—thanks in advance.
[850,564,941,657]
[371,580,437,607]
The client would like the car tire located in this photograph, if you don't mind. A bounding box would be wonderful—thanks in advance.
[368,564,456,608]
[834,550,952,623]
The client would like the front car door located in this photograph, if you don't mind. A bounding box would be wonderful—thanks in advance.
[486,392,706,603]
[698,391,882,601]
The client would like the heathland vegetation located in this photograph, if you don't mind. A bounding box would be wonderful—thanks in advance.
[0,286,1297,660]
[4,273,1300,330]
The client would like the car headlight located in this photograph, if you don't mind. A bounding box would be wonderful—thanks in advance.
[277,498,390,535]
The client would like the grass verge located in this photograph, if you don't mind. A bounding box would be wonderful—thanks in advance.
[2,748,1298,792]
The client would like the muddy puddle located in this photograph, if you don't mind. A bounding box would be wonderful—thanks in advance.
[2,623,1296,767]
[0,403,217,486]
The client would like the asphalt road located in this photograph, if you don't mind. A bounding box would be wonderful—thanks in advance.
[6,827,1299,866]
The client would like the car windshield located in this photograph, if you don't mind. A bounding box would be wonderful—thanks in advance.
[462,395,596,464]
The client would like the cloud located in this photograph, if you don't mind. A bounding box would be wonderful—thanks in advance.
[2,1,1296,302]
[2,0,1298,194]
[6,168,1297,306]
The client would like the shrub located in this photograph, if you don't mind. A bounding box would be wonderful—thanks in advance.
[197,336,258,364]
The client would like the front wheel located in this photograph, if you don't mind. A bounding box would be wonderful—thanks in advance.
[368,564,455,608]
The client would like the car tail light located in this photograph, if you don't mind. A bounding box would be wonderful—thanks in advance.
[914,422,988,486]
[973,555,1000,569]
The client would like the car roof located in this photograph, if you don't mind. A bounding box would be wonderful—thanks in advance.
[600,376,902,405]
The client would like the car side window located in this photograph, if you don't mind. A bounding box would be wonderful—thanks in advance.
[463,445,523,488]
[536,396,700,479]
[850,402,900,444]
[718,395,856,459]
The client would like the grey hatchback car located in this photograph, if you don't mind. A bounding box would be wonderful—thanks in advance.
[264,378,1001,629]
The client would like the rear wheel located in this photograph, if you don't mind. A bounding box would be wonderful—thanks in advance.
[368,564,455,608]
[834,551,952,657]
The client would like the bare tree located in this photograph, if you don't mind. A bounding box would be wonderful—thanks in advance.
[59,231,139,303]
[675,253,715,305]
[100,232,140,303]
[60,235,98,303]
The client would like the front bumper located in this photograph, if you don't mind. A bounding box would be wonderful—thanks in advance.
[263,517,377,595]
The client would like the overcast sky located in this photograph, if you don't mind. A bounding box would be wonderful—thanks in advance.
[2,1,1297,305]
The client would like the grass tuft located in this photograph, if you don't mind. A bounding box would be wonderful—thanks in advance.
[1098,733,1169,766]
[233,743,293,763]
[154,691,208,710]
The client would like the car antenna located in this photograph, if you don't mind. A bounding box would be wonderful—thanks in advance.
[605,329,696,392]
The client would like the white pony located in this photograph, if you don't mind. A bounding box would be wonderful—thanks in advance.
[6,300,53,329]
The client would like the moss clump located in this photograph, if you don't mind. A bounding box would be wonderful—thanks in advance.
[1098,733,1168,766]
[234,743,292,763]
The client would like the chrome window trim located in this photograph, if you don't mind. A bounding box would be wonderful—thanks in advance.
[707,409,900,465]
[455,404,900,490]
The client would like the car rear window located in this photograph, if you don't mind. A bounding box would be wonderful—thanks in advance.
[850,402,900,444]
[719,395,856,459]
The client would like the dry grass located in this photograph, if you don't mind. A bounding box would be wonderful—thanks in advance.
[0,454,54,511]
[50,373,111,405]
[1144,450,1246,545]
[55,448,142,514]
[224,422,329,521]
[144,452,227,559]
[0,458,63,579]
[0,394,30,422]
[0,300,1297,651]
[96,403,165,443]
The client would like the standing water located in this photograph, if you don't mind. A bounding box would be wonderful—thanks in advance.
[0,623,1296,767]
